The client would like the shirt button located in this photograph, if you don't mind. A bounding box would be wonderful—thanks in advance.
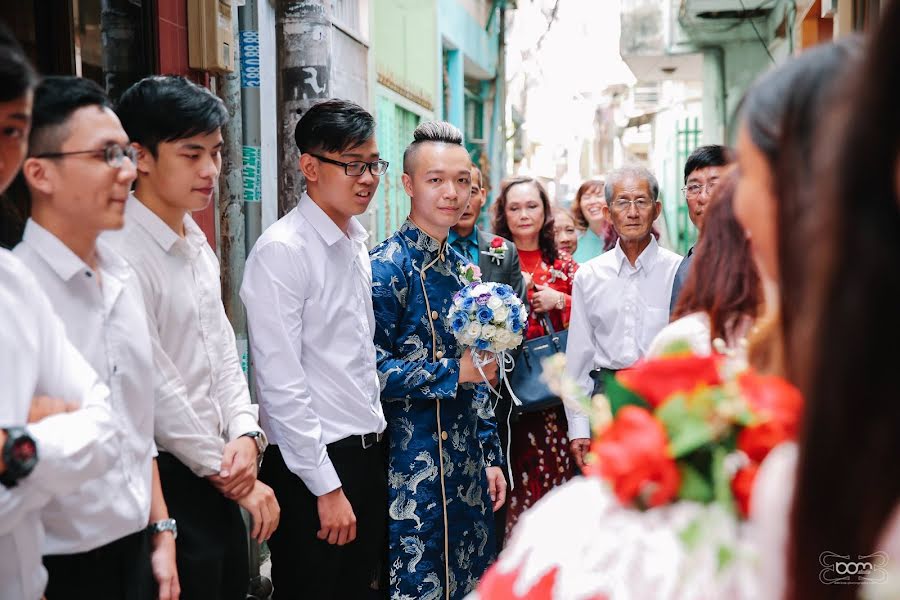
[441,431,448,441]
[431,310,439,320]
[436,350,444,359]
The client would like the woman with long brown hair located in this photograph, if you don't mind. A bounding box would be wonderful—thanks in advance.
[492,176,578,540]
[648,170,762,357]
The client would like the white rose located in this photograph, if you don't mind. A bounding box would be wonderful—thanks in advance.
[494,329,512,349]
[465,322,482,339]
[472,283,490,296]
[492,306,509,323]
[459,333,476,346]
[481,324,497,340]
[487,295,503,309]
[453,296,463,308]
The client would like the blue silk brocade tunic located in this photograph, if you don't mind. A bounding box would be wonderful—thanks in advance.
[370,220,502,600]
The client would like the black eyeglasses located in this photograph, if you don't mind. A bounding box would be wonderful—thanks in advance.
[34,143,138,169]
[308,153,389,176]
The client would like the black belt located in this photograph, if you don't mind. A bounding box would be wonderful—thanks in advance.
[589,368,619,396]
[328,432,384,450]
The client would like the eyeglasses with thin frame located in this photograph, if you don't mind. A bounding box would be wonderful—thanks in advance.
[682,180,719,198]
[611,198,655,212]
[308,153,389,177]
[33,143,138,169]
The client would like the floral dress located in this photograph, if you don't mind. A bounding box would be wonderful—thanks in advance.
[370,220,503,600]
[505,249,579,539]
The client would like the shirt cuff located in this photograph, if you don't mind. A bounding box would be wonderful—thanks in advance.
[300,461,342,497]
[226,412,264,444]
[566,411,592,441]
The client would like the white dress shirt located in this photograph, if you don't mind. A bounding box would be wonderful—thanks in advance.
[15,220,155,554]
[0,249,115,600]
[241,195,386,496]
[104,195,262,477]
[564,237,682,439]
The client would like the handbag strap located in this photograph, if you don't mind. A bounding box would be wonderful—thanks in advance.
[539,314,556,336]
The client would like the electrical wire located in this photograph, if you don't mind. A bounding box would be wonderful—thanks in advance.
[738,0,777,64]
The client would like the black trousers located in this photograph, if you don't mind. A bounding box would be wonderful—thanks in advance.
[156,452,249,600]
[43,528,153,600]
[260,441,387,600]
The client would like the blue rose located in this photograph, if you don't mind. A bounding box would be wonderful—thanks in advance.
[462,296,477,311]
[475,338,491,351]
[450,312,469,333]
[476,306,494,324]
[509,317,522,334]
[495,285,513,299]
[510,305,521,319]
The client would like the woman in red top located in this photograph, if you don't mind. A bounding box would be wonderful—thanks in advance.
[492,177,578,540]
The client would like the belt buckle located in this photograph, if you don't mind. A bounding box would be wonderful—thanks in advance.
[361,433,374,449]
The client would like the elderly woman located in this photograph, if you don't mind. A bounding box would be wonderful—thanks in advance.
[492,177,578,540]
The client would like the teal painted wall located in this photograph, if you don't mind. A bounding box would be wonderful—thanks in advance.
[373,0,438,104]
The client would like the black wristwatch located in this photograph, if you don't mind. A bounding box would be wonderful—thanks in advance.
[0,427,39,488]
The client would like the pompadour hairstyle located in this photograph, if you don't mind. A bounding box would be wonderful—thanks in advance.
[116,75,228,156]
[402,121,464,174]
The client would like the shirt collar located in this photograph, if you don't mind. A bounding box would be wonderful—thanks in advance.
[298,193,369,247]
[448,228,478,247]
[399,218,449,260]
[126,193,181,253]
[21,218,130,282]
[613,235,660,274]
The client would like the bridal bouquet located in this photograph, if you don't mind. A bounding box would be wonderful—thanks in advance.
[470,345,804,600]
[448,276,527,398]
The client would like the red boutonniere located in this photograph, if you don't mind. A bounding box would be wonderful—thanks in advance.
[482,237,508,265]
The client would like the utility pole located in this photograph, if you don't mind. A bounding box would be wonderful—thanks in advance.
[275,0,332,216]
[239,0,264,253]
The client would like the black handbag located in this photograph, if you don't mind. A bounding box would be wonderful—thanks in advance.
[508,314,567,414]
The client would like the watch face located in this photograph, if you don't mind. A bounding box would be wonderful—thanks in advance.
[12,439,36,463]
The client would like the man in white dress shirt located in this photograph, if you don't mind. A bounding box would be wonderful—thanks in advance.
[565,166,682,469]
[107,75,279,600]
[0,31,116,600]
[241,99,388,599]
[15,76,179,599]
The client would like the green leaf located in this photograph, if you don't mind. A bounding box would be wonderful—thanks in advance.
[711,445,736,514]
[678,517,704,552]
[717,544,736,573]
[678,462,714,502]
[658,339,693,357]
[604,373,651,415]
[657,396,714,458]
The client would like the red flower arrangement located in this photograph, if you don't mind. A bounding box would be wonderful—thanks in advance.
[583,354,803,517]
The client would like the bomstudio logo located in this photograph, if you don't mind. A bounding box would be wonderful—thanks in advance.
[819,551,889,585]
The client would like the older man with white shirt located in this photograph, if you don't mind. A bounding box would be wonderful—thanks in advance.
[565,166,682,468]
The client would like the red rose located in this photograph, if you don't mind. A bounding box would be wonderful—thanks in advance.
[588,406,680,508]
[491,237,504,249]
[731,462,759,518]
[736,373,803,462]
[616,355,722,408]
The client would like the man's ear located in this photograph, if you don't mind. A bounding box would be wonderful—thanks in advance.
[401,172,414,198]
[601,204,611,222]
[132,142,154,176]
[21,157,54,197]
[299,153,319,182]
[653,200,662,221]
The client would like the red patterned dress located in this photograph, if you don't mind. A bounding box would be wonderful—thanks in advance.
[505,249,579,540]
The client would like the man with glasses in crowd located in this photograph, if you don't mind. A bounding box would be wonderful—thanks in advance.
[670,145,733,312]
[241,99,388,599]
[15,75,180,599]
[564,166,682,470]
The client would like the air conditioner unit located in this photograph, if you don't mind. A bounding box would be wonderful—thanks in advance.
[683,0,773,20]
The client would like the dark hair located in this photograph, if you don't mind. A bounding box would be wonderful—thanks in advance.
[402,121,464,174]
[604,166,659,202]
[492,177,557,264]
[740,37,861,381]
[116,75,228,156]
[28,76,111,156]
[683,144,732,183]
[788,6,900,600]
[470,163,483,189]
[294,98,375,156]
[673,170,761,341]
[570,179,605,229]
[0,22,38,103]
